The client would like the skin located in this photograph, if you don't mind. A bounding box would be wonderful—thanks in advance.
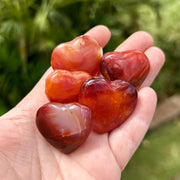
[0,25,165,180]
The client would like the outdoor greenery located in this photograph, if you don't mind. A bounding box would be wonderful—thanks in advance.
[122,119,180,180]
[0,0,180,179]
[0,0,180,114]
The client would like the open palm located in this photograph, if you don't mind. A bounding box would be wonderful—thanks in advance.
[0,26,165,180]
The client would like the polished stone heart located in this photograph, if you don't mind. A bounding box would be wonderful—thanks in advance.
[100,50,150,88]
[78,77,137,133]
[51,35,102,75]
[45,69,91,103]
[36,102,93,153]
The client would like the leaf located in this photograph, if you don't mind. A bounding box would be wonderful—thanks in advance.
[0,20,24,40]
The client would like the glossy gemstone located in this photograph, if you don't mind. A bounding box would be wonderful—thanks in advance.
[45,70,91,103]
[79,77,137,133]
[36,102,93,153]
[100,50,150,88]
[51,35,103,75]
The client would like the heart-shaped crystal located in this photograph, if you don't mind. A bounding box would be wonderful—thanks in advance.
[100,50,150,88]
[51,35,103,75]
[79,77,137,133]
[36,102,93,153]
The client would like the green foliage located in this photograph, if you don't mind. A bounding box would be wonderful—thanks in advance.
[137,0,180,100]
[0,0,180,114]
[122,119,180,180]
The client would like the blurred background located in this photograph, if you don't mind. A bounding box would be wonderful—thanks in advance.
[0,0,180,179]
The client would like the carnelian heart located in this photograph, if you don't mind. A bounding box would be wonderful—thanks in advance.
[78,77,137,133]
[36,102,93,154]
[45,69,91,103]
[51,35,103,75]
[100,50,150,89]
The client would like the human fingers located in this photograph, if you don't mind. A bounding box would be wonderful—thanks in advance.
[114,31,165,88]
[15,25,111,116]
[108,87,157,171]
[115,31,154,52]
[141,46,165,87]
[85,25,111,48]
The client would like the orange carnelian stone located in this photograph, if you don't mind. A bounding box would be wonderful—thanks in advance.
[51,35,103,75]
[79,77,137,133]
[36,102,93,153]
[46,70,91,103]
[100,50,150,89]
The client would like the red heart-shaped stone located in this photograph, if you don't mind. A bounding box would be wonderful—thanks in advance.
[45,70,91,103]
[100,50,150,88]
[78,77,137,133]
[36,102,93,153]
[51,35,103,75]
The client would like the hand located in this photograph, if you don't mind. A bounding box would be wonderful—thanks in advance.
[0,25,165,180]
